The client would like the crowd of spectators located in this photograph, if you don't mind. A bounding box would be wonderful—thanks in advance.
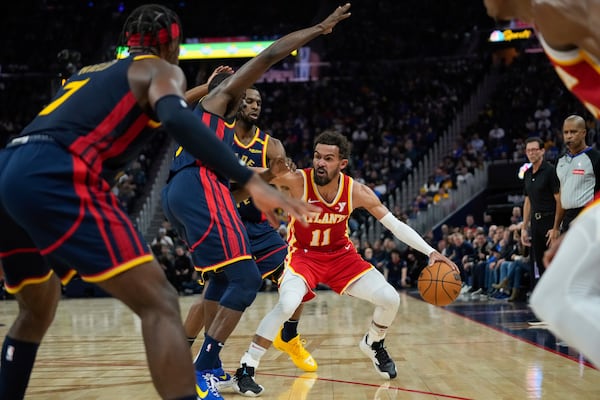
[3,1,598,298]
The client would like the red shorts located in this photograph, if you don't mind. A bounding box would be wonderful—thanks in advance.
[285,245,374,302]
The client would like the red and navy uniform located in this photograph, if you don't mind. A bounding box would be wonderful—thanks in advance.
[285,169,374,301]
[0,55,160,293]
[539,35,600,118]
[162,104,253,272]
[233,127,287,278]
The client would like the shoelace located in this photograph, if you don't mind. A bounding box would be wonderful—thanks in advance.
[373,343,392,365]
[290,337,310,357]
[203,373,221,396]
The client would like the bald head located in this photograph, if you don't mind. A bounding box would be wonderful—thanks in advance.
[563,114,587,153]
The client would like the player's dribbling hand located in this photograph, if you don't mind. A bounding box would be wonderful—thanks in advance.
[428,252,459,273]
[318,3,352,34]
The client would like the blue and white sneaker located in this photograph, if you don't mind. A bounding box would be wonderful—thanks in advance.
[195,370,224,400]
[211,367,233,391]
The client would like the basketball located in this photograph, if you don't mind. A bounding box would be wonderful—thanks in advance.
[418,261,462,306]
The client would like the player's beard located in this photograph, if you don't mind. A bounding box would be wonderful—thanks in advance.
[314,167,337,186]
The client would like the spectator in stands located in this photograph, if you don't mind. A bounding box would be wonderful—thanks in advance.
[465,231,492,296]
[384,249,408,289]
[450,232,475,284]
[151,227,174,254]
[488,122,505,145]
[363,247,380,273]
[172,246,195,294]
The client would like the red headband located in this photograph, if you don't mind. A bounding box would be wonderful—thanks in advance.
[126,23,180,47]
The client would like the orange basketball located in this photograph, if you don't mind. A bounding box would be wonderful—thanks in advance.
[417,261,462,306]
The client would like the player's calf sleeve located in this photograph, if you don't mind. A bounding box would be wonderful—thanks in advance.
[0,336,39,399]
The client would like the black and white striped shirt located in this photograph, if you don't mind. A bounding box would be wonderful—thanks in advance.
[556,147,600,209]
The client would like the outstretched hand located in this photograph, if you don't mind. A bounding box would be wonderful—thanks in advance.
[244,174,320,228]
[207,65,234,85]
[318,3,352,35]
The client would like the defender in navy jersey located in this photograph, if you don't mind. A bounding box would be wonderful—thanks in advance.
[180,87,317,375]
[0,5,314,400]
[161,5,352,398]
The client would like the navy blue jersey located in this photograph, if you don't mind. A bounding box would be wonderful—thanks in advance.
[168,103,236,185]
[233,127,270,223]
[20,55,160,179]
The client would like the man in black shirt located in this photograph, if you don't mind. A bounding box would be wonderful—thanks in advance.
[521,137,561,280]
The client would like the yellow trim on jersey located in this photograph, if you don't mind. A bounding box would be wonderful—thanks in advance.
[284,249,311,287]
[339,266,373,294]
[5,270,54,294]
[234,126,261,149]
[347,177,354,213]
[147,119,161,128]
[225,119,235,129]
[262,134,270,168]
[133,55,160,61]
[82,254,154,283]
[60,269,79,287]
[192,255,254,273]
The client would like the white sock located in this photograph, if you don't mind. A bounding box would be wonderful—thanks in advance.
[241,342,267,368]
[367,322,387,345]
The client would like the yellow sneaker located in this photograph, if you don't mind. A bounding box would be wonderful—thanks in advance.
[273,330,318,372]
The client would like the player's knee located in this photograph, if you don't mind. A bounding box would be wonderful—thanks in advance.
[375,283,400,312]
[221,272,262,311]
[221,284,258,311]
[278,290,303,317]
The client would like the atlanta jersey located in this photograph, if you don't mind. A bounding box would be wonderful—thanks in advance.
[287,168,354,252]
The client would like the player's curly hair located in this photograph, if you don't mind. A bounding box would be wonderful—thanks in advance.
[314,130,350,160]
[118,4,182,55]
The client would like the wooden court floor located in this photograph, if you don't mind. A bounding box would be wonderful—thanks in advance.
[1,290,599,399]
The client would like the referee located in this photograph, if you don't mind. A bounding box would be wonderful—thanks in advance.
[521,137,560,279]
[556,115,600,232]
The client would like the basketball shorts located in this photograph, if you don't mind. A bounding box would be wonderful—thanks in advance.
[0,141,152,293]
[285,244,374,302]
[245,221,287,279]
[162,166,252,272]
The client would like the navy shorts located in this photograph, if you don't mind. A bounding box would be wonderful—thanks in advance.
[245,221,287,278]
[0,142,153,293]
[162,166,253,272]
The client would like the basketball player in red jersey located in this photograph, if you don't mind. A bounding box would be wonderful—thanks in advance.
[0,5,316,400]
[234,130,456,391]
[484,0,600,368]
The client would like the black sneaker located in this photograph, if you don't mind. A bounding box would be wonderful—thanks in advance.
[232,363,264,397]
[359,334,397,379]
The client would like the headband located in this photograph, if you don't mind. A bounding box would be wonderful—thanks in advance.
[126,22,180,47]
